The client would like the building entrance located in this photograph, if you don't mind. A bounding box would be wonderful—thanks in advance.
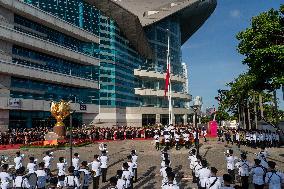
[142,114,156,126]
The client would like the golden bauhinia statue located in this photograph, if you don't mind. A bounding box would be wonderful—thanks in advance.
[50,100,71,137]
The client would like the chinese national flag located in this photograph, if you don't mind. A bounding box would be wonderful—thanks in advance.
[164,62,170,96]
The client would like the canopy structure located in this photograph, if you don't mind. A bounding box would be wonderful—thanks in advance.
[85,0,217,59]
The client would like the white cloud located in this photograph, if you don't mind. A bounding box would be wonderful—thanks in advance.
[230,9,241,18]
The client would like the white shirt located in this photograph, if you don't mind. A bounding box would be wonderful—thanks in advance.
[0,171,12,189]
[27,163,37,174]
[132,155,138,168]
[226,156,237,170]
[250,166,266,185]
[162,183,180,189]
[205,176,221,189]
[64,175,80,189]
[194,162,202,176]
[235,160,250,176]
[90,160,101,176]
[99,155,108,169]
[72,157,80,171]
[198,167,211,187]
[35,169,47,188]
[43,155,53,169]
[189,155,197,170]
[116,178,126,189]
[14,156,23,170]
[57,162,67,176]
[154,135,160,143]
[183,133,189,141]
[265,171,284,189]
[122,170,131,188]
[13,176,30,188]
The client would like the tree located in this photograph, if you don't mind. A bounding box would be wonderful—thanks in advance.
[236,5,284,90]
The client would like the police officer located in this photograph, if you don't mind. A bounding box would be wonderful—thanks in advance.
[265,161,284,189]
[250,159,266,189]
[235,153,250,189]
[205,167,221,189]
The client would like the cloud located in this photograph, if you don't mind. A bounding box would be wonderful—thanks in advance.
[229,9,241,18]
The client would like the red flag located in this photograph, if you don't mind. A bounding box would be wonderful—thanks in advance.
[164,62,170,96]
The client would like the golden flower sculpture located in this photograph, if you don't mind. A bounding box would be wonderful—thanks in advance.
[50,100,71,127]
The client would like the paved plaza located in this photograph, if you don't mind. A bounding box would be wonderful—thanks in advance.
[0,139,283,189]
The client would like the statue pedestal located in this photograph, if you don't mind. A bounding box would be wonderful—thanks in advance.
[53,126,66,138]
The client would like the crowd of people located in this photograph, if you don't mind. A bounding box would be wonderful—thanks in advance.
[0,143,139,189]
[0,124,282,188]
[217,128,282,148]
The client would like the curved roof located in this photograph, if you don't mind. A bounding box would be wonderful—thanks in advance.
[85,0,217,59]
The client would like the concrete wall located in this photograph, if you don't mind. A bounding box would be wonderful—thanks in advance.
[0,110,9,131]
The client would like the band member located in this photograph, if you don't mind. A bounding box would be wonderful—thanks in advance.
[35,162,48,189]
[162,171,179,189]
[72,153,80,178]
[174,132,180,150]
[43,151,54,171]
[79,161,91,189]
[225,149,237,182]
[197,160,211,189]
[27,157,37,174]
[154,133,160,151]
[201,126,207,142]
[108,176,118,189]
[13,167,30,189]
[220,174,234,189]
[90,155,101,189]
[57,157,67,188]
[14,151,24,170]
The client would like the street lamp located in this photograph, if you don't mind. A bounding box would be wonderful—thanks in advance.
[191,97,202,155]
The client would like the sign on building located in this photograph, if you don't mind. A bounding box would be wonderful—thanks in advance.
[8,98,21,108]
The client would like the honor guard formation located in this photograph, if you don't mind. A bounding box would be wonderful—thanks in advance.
[0,125,282,188]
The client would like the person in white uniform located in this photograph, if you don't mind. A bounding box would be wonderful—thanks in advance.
[100,150,109,183]
[225,149,237,182]
[57,157,67,188]
[35,162,48,189]
[235,153,250,189]
[116,170,126,189]
[27,157,37,174]
[72,153,80,178]
[131,150,138,182]
[162,172,179,189]
[265,161,284,189]
[64,166,80,189]
[154,133,160,151]
[43,151,54,170]
[250,159,266,189]
[205,167,221,189]
[0,164,12,189]
[78,161,91,189]
[197,160,211,189]
[90,154,101,189]
[14,151,24,170]
[122,162,132,189]
[109,176,118,189]
[13,167,30,189]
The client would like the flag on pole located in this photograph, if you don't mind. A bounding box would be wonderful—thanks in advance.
[164,62,170,97]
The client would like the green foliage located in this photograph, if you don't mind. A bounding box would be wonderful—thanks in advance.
[236,5,284,90]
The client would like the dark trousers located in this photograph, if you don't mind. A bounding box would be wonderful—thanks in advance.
[254,184,264,189]
[101,168,107,182]
[241,176,249,189]
[93,176,100,189]
[228,169,235,182]
[133,168,137,182]
[155,142,159,150]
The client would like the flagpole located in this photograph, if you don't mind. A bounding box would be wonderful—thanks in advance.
[166,30,172,125]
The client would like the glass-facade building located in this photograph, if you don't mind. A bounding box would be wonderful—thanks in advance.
[0,0,216,128]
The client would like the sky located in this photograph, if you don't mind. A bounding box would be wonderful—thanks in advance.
[182,0,284,111]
